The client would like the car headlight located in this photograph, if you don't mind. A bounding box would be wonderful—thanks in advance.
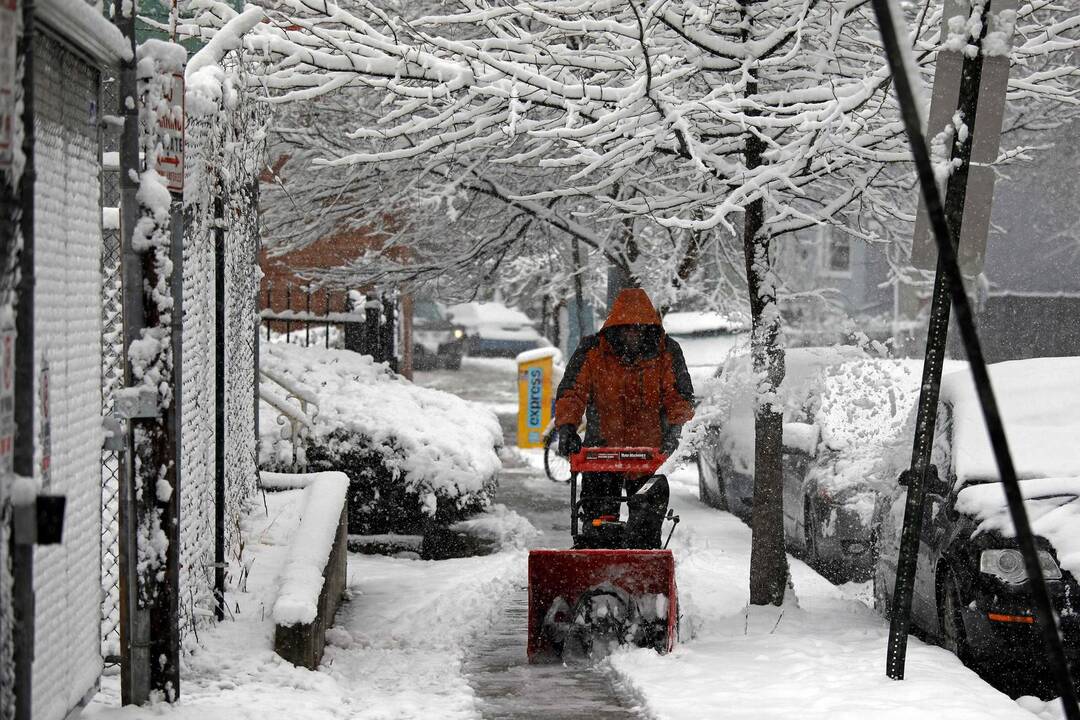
[979,549,1062,584]
[453,328,464,339]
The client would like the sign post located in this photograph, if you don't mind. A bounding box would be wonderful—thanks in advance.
[516,348,557,449]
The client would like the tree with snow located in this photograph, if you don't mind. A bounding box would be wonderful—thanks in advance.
[182,0,1079,605]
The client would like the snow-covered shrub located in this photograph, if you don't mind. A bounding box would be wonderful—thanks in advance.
[259,344,502,533]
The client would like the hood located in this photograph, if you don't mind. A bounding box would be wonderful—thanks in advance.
[601,289,663,330]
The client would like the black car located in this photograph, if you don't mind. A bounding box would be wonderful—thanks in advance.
[412,300,465,370]
[873,357,1080,681]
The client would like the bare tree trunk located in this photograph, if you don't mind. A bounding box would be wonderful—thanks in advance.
[606,215,640,309]
[740,50,789,607]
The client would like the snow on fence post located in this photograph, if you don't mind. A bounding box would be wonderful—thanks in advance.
[121,37,188,702]
[272,472,349,670]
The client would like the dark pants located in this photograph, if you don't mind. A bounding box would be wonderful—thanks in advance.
[580,473,669,549]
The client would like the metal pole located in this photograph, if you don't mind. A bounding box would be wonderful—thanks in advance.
[213,195,225,622]
[400,293,413,380]
[11,4,35,717]
[304,290,310,348]
[885,0,987,681]
[112,0,150,704]
[872,4,1080,715]
[284,283,292,341]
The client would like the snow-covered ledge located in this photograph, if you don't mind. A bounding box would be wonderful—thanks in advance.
[272,471,349,669]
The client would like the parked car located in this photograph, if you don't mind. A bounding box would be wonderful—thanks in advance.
[872,357,1080,677]
[412,300,465,370]
[780,359,921,582]
[661,311,747,388]
[694,345,866,521]
[445,301,546,357]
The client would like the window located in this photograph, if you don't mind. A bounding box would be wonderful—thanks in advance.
[819,226,851,276]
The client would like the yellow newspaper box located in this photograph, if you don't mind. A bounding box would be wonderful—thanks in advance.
[516,348,558,448]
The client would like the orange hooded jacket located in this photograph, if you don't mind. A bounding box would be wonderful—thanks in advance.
[554,289,695,448]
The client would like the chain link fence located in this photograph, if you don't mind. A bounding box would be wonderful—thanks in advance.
[96,49,263,652]
[99,74,123,662]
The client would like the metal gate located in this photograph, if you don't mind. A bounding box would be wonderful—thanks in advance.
[28,28,104,720]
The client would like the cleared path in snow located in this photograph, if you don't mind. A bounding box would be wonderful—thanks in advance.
[460,464,646,720]
[417,358,645,719]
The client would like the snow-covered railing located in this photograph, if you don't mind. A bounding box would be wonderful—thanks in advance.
[272,472,349,669]
[259,366,319,466]
[260,309,368,324]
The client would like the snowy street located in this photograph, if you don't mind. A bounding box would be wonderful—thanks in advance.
[3,2,1079,719]
[82,357,1067,719]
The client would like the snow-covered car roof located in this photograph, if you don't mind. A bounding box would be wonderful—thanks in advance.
[941,356,1080,485]
[662,311,746,336]
[445,302,543,341]
[446,301,534,327]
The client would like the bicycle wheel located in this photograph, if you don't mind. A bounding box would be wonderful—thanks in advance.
[544,431,572,483]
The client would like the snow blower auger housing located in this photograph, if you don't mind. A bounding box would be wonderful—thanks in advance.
[527,447,679,663]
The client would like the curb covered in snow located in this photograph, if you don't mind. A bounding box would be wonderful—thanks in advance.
[272,471,349,669]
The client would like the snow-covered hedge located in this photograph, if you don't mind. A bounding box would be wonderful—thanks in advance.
[259,344,502,533]
[273,472,349,627]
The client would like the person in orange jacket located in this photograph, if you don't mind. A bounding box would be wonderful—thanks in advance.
[554,288,695,548]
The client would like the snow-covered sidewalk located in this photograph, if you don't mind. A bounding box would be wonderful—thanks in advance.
[608,468,1067,720]
[84,489,529,720]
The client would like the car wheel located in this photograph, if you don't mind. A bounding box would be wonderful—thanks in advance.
[441,353,462,371]
[939,572,970,663]
[696,453,727,510]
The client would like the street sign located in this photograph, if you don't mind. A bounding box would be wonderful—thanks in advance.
[157,72,184,193]
[0,0,16,168]
[910,0,1017,275]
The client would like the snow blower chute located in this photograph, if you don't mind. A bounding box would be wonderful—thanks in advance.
[527,447,678,662]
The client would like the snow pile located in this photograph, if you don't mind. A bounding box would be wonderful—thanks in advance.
[273,472,349,627]
[607,468,1054,720]
[259,343,503,532]
[85,483,524,720]
[941,356,1080,484]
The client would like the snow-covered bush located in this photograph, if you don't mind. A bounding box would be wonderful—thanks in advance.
[259,344,502,533]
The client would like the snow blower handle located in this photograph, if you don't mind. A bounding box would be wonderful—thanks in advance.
[568,447,667,475]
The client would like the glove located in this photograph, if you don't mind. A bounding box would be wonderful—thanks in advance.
[557,424,583,457]
[660,424,683,456]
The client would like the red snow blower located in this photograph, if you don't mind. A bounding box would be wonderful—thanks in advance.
[527,447,679,662]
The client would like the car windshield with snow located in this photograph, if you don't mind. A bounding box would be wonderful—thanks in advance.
[873,356,1080,680]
